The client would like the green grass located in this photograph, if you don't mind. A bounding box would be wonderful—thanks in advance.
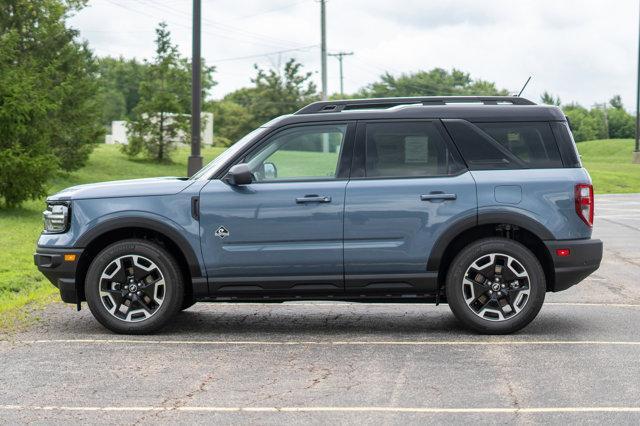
[576,139,640,194]
[0,145,224,328]
[268,150,339,178]
[0,139,638,328]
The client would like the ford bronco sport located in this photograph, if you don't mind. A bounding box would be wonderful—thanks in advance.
[35,96,603,334]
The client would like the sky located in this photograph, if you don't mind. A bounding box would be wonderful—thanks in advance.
[69,0,639,110]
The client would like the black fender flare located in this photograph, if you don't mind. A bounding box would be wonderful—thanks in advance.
[426,210,555,271]
[76,216,204,278]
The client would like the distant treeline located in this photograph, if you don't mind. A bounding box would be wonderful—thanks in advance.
[98,59,636,145]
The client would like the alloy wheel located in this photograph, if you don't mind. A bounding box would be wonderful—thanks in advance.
[99,255,166,322]
[461,253,531,321]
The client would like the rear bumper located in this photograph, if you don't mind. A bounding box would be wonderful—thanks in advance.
[544,238,603,292]
[34,247,84,303]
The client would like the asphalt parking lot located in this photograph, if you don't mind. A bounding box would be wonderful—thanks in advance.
[1,194,639,425]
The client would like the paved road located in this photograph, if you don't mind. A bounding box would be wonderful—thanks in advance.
[1,194,639,425]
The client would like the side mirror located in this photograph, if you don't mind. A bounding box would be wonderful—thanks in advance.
[224,163,253,186]
[263,162,278,179]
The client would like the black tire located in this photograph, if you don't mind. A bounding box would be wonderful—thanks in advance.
[180,298,196,311]
[85,239,184,334]
[445,237,545,334]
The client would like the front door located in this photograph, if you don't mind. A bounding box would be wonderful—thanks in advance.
[199,122,354,295]
[344,120,477,293]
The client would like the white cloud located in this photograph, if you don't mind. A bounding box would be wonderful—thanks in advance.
[69,0,639,109]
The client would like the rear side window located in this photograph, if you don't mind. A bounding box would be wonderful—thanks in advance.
[476,122,563,168]
[365,122,465,178]
[443,120,563,170]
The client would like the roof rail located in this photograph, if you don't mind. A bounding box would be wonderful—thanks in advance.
[295,96,536,114]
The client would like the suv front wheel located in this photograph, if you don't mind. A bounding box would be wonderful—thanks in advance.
[85,239,184,334]
[446,237,546,334]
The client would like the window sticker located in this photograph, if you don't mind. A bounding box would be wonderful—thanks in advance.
[404,136,429,163]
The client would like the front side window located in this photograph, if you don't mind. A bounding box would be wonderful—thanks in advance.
[245,124,347,181]
[365,122,465,178]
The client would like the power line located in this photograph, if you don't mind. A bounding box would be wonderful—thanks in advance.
[328,51,353,96]
[222,0,309,23]
[132,0,309,50]
[210,45,318,63]
[105,0,307,51]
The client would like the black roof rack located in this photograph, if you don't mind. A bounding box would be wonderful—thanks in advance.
[295,96,536,114]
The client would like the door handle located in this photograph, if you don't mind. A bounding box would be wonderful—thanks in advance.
[296,195,332,204]
[420,193,457,201]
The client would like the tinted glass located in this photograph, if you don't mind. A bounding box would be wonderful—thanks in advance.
[550,121,581,168]
[476,122,563,168]
[246,124,346,181]
[365,122,465,178]
[444,120,563,170]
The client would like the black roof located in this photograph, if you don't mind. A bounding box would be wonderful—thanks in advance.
[268,96,566,127]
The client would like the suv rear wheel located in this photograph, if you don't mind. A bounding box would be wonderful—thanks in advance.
[85,239,184,334]
[445,237,545,334]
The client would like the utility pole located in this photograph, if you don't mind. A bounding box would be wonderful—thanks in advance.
[329,51,353,96]
[320,0,327,100]
[635,0,640,162]
[593,102,610,139]
[188,0,203,177]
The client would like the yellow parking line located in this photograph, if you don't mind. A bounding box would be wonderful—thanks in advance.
[546,302,640,307]
[0,405,639,414]
[5,339,640,346]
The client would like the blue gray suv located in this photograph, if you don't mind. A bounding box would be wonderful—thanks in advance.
[35,96,603,334]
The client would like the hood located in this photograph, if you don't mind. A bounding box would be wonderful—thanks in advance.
[47,177,195,201]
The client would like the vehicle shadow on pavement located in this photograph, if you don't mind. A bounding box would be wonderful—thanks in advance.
[158,308,587,338]
[11,301,591,339]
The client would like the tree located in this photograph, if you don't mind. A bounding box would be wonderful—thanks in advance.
[96,88,126,126]
[607,95,635,139]
[356,68,508,98]
[209,100,252,146]
[563,104,606,142]
[557,96,635,142]
[540,92,561,106]
[609,95,624,110]
[210,59,318,143]
[0,0,103,207]
[96,57,149,125]
[124,22,215,162]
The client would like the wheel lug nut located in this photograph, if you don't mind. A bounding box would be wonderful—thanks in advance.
[137,291,143,297]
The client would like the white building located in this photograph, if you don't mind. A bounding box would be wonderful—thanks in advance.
[105,112,213,146]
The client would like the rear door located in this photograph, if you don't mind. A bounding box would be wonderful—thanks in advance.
[343,120,477,294]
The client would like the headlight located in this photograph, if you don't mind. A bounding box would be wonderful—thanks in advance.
[43,203,70,233]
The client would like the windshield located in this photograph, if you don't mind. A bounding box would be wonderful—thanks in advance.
[190,127,268,180]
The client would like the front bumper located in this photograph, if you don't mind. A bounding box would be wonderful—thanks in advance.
[34,247,84,303]
[544,238,603,292]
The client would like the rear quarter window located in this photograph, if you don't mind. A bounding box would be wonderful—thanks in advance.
[443,120,564,170]
[476,122,563,168]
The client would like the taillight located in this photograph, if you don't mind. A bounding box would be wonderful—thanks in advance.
[575,184,594,227]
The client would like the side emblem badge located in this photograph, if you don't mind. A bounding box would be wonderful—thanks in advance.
[215,226,229,239]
